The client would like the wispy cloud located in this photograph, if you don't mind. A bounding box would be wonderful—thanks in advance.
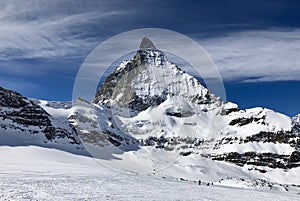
[0,0,127,61]
[0,0,300,84]
[201,29,300,82]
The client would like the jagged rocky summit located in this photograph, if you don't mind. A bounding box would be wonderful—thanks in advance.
[139,37,156,49]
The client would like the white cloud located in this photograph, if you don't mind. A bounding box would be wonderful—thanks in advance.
[201,29,300,82]
[0,0,127,61]
[0,1,299,84]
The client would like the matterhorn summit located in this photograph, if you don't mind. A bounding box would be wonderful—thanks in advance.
[139,37,157,49]
[94,37,220,112]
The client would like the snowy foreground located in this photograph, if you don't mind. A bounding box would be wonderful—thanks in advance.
[0,146,299,201]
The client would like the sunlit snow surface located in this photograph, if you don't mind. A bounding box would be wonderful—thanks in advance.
[0,146,299,201]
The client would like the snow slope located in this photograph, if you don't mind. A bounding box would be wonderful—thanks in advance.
[0,146,299,201]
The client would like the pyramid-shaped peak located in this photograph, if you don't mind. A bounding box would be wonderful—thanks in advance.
[139,37,156,49]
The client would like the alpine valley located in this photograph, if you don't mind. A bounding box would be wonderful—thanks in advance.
[1,38,300,198]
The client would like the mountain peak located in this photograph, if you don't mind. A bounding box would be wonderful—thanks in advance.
[139,37,156,49]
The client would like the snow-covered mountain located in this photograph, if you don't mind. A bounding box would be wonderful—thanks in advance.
[1,37,300,186]
[71,37,299,171]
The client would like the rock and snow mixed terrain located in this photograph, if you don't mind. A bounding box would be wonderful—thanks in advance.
[0,87,84,153]
[0,37,300,199]
[294,114,300,125]
[73,37,300,173]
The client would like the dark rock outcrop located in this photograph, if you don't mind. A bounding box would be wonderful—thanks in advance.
[0,86,81,145]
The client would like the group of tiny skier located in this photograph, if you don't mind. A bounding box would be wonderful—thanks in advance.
[198,180,213,186]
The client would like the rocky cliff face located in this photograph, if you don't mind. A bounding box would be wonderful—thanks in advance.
[0,86,81,147]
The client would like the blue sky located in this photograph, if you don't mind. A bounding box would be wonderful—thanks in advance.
[0,0,299,116]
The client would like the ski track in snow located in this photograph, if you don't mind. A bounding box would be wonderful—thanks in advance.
[0,146,299,201]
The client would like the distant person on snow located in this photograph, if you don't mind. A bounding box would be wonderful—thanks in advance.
[198,180,201,185]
